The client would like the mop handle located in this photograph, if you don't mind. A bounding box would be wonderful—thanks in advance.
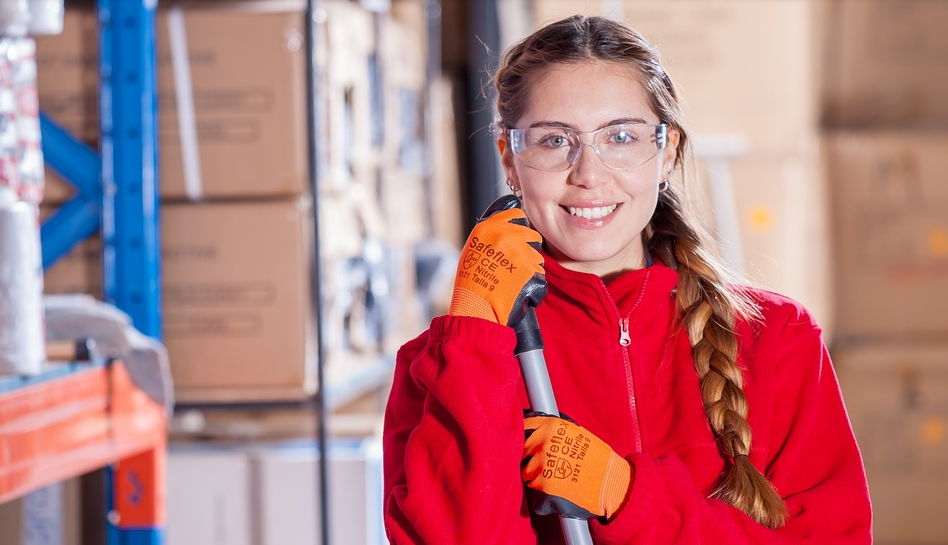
[514,307,595,545]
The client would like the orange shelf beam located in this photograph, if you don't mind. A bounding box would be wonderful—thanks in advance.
[0,361,166,526]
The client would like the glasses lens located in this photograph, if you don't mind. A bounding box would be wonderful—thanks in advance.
[508,127,575,171]
[594,124,667,170]
[509,124,668,172]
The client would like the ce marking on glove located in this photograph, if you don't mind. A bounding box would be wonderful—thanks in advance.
[458,237,518,291]
[543,422,591,483]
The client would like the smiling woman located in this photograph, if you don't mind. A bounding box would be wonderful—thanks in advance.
[382,14,872,545]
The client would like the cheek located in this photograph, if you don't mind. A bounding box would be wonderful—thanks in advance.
[518,170,561,201]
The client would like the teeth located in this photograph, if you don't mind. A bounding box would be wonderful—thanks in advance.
[568,204,618,219]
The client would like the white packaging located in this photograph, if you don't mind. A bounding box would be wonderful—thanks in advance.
[167,446,253,545]
[0,183,44,376]
[13,37,42,204]
[0,0,29,37]
[0,38,19,195]
[27,0,63,35]
[253,437,386,545]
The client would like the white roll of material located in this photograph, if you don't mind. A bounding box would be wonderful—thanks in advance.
[0,184,44,376]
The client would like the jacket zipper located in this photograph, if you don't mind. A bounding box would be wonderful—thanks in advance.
[618,315,642,452]
[600,271,649,453]
[618,318,631,346]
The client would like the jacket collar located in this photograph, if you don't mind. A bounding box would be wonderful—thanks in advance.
[541,251,680,319]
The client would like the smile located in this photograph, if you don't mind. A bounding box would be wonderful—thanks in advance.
[567,204,618,219]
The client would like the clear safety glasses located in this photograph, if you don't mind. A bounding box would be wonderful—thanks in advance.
[506,123,668,172]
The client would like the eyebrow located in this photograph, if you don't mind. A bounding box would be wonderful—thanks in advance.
[527,117,650,130]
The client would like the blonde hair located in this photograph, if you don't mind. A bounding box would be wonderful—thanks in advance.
[494,15,787,528]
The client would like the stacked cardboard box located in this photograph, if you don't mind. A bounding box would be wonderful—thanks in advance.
[37,2,317,403]
[820,2,948,543]
[37,0,432,404]
[834,345,948,545]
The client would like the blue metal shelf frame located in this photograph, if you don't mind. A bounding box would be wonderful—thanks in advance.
[38,1,163,544]
[40,0,161,340]
[97,0,161,341]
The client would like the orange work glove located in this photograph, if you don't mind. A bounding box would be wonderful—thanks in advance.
[449,195,546,327]
[522,414,633,520]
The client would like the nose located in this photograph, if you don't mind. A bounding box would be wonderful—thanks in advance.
[568,143,607,188]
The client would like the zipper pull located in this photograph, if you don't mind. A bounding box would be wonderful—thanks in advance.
[618,318,631,346]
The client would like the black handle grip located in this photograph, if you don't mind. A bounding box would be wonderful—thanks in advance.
[513,307,544,355]
[479,194,523,221]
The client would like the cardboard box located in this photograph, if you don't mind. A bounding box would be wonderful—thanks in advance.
[36,3,310,202]
[825,131,948,343]
[41,196,404,404]
[252,437,385,545]
[528,0,822,155]
[46,199,320,403]
[167,446,252,545]
[699,151,833,336]
[821,0,948,128]
[833,344,948,545]
[161,198,316,403]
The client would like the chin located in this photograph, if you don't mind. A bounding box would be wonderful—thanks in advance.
[552,243,632,269]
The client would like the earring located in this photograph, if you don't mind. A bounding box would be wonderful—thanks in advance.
[507,179,522,198]
[658,178,669,193]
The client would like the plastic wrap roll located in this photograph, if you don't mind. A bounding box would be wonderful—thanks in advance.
[13,37,42,204]
[0,184,44,376]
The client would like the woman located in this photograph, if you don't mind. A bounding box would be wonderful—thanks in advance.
[383,15,871,544]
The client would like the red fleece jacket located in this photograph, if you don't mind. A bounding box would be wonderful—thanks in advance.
[383,257,872,544]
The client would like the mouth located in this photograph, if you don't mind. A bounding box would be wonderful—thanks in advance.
[565,203,619,220]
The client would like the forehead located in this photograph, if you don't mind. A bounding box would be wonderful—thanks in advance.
[518,60,656,128]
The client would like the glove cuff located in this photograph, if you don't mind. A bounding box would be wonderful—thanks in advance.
[601,453,633,519]
[448,286,498,323]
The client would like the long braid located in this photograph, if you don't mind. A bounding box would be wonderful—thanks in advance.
[650,188,788,528]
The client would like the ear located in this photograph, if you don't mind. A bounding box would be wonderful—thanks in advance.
[663,126,681,172]
[497,136,519,184]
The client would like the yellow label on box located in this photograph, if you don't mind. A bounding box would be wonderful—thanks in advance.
[746,205,775,232]
[928,228,948,257]
[921,417,947,446]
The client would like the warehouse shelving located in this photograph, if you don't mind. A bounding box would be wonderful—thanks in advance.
[6,1,401,544]
[4,2,442,544]
[2,0,167,543]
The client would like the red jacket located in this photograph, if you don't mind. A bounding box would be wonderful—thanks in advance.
[383,257,872,544]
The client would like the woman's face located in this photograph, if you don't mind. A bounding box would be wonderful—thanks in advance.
[500,60,679,278]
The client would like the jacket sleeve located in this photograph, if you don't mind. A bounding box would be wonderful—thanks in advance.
[590,305,873,544]
[382,315,538,544]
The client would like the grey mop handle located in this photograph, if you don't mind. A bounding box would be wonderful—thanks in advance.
[514,308,594,545]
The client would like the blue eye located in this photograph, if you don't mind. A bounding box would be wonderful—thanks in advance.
[539,133,570,148]
[609,129,637,145]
